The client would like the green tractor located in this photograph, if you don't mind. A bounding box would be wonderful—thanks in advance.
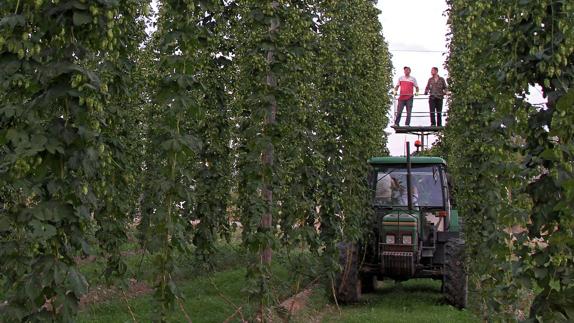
[335,147,467,308]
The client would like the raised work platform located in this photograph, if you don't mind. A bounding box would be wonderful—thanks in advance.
[391,125,445,134]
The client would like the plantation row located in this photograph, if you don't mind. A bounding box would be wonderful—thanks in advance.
[445,0,574,321]
[0,0,391,322]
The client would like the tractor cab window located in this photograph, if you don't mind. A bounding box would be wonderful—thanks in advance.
[374,165,445,208]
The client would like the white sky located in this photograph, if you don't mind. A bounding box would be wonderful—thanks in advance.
[377,0,450,156]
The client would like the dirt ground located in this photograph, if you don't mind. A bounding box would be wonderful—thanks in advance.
[80,278,152,308]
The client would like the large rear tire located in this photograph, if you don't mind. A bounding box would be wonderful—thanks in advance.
[335,243,361,303]
[360,274,377,293]
[444,238,467,309]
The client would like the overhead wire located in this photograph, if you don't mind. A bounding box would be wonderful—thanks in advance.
[389,49,445,53]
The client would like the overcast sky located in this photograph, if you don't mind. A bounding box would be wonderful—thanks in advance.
[376,0,450,156]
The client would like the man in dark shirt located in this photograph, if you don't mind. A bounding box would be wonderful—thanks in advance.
[424,67,448,126]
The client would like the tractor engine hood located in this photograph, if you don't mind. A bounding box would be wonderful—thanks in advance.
[382,213,418,230]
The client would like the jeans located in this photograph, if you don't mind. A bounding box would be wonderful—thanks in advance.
[395,97,414,126]
[429,97,443,126]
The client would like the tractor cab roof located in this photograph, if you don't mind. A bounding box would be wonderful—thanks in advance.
[368,156,447,166]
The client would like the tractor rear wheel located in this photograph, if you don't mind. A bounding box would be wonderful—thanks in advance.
[443,238,467,309]
[360,274,377,293]
[335,243,361,303]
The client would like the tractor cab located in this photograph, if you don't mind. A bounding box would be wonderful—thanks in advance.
[334,152,466,309]
[366,156,460,276]
[370,157,453,233]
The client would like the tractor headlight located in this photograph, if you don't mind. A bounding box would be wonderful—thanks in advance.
[386,234,395,244]
[402,235,413,245]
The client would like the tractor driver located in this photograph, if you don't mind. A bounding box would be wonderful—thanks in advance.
[391,174,419,207]
[375,173,393,205]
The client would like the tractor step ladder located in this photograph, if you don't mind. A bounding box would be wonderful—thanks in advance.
[421,246,435,258]
[422,222,438,258]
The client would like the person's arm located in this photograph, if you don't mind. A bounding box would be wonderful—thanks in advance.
[441,77,448,95]
[424,78,430,95]
[394,78,400,92]
[412,187,419,206]
[414,78,420,94]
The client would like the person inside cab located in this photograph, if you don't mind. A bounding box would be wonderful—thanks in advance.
[391,174,419,207]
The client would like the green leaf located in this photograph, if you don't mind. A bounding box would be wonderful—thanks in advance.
[179,134,202,152]
[54,262,67,285]
[534,267,547,279]
[0,217,10,232]
[67,267,88,296]
[0,15,25,28]
[30,220,57,240]
[540,148,560,161]
[25,278,41,301]
[72,11,92,26]
[160,139,181,152]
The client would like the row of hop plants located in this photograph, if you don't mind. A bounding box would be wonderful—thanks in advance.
[0,0,392,321]
[445,0,574,321]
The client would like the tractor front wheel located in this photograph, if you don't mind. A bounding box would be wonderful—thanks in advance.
[443,238,468,309]
[335,243,361,303]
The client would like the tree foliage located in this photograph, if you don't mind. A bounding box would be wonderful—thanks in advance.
[446,0,574,320]
[0,0,148,321]
[0,0,392,321]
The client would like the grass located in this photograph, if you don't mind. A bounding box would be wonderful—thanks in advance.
[1,263,483,323]
[79,236,249,283]
[79,268,250,323]
[78,244,308,322]
[79,263,308,323]
[1,238,482,322]
[312,279,479,323]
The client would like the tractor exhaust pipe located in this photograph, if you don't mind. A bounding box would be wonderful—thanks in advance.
[406,142,413,211]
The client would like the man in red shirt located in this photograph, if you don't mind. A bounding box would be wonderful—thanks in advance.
[393,66,419,126]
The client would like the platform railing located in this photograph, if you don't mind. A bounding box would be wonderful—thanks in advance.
[390,94,449,132]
